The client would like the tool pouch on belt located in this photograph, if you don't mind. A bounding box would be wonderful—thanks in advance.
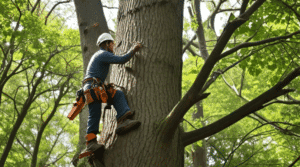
[68,89,85,120]
[84,83,117,105]
[94,84,108,103]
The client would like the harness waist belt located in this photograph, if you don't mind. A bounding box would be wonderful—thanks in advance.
[82,77,102,85]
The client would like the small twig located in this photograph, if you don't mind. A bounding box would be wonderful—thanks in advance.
[102,5,118,9]
[45,0,71,25]
[182,34,197,54]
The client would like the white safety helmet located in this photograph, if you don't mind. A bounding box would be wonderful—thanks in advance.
[96,33,114,46]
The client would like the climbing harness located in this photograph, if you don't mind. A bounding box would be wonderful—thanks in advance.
[67,77,125,121]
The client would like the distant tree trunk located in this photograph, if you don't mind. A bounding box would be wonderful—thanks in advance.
[72,0,109,165]
[105,0,185,166]
[192,101,207,167]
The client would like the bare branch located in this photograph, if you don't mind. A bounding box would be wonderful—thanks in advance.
[218,8,241,14]
[45,0,71,25]
[265,100,300,106]
[182,34,197,55]
[220,30,300,59]
[16,137,32,156]
[239,69,245,96]
[186,46,200,57]
[102,5,118,9]
[222,75,239,95]
[244,23,263,43]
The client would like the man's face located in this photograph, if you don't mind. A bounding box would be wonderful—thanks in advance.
[108,41,115,53]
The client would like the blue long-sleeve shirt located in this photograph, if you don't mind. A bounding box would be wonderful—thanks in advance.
[84,47,133,83]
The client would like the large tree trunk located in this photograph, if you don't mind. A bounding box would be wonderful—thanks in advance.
[104,0,185,166]
[73,0,109,165]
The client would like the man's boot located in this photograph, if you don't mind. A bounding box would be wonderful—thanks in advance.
[117,110,135,123]
[116,119,141,135]
[83,133,104,153]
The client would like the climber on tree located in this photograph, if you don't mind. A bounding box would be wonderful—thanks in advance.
[82,33,142,154]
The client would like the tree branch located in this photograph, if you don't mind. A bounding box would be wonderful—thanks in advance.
[224,126,276,166]
[102,5,118,9]
[45,151,71,167]
[27,0,33,7]
[220,30,300,59]
[186,45,200,57]
[239,69,245,96]
[289,155,300,167]
[222,69,300,137]
[218,8,241,14]
[182,34,197,55]
[201,41,281,95]
[265,100,300,106]
[2,91,21,116]
[209,0,226,36]
[31,0,41,13]
[193,0,209,61]
[16,137,32,156]
[45,0,71,25]
[181,67,300,146]
[161,0,267,142]
[240,0,249,15]
[287,95,300,102]
[45,122,69,164]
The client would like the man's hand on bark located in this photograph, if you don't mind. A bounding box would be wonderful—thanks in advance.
[133,43,142,52]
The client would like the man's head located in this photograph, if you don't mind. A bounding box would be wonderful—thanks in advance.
[97,33,115,52]
[99,40,114,53]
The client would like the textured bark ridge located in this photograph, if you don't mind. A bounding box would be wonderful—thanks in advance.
[104,0,185,166]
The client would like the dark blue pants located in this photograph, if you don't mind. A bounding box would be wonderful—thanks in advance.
[83,82,130,134]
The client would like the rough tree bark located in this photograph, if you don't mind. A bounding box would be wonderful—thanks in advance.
[105,0,185,166]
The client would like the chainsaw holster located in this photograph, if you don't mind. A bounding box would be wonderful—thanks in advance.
[67,89,86,120]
